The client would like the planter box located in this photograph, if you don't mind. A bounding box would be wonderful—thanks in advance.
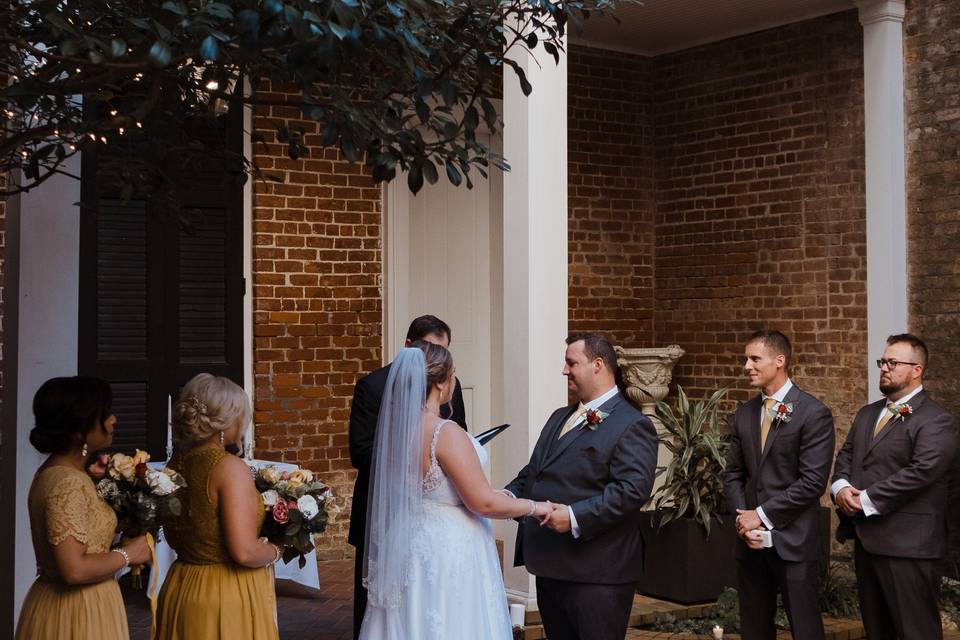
[635,512,739,604]
[636,507,832,605]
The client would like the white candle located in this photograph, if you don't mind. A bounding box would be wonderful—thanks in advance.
[712,625,723,640]
[509,603,525,628]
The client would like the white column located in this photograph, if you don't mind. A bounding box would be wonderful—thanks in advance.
[855,0,907,399]
[494,38,568,611]
[8,156,82,619]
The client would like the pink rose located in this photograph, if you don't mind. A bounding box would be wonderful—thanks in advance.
[272,501,289,524]
[287,500,298,510]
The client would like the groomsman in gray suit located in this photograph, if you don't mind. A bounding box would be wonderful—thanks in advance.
[724,330,835,640]
[505,333,658,640]
[833,333,958,640]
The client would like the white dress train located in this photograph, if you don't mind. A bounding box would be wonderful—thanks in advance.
[359,420,513,640]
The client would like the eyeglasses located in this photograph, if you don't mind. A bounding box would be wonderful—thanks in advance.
[876,359,920,370]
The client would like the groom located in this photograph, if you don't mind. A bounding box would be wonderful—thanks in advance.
[505,333,658,640]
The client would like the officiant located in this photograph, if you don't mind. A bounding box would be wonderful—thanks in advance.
[347,315,467,640]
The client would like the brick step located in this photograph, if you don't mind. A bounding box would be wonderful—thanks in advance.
[520,594,868,640]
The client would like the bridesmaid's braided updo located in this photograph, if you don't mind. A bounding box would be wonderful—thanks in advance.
[172,373,250,445]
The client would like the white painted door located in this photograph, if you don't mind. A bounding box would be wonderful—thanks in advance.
[384,161,498,435]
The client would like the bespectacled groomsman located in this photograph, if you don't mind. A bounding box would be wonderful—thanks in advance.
[832,333,958,640]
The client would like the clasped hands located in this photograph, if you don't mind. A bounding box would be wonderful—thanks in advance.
[498,490,572,533]
[735,509,767,551]
[835,486,864,517]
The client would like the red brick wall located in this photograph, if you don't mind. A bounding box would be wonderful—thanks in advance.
[568,46,656,347]
[250,80,382,559]
[651,11,868,433]
[905,0,960,418]
[904,0,960,574]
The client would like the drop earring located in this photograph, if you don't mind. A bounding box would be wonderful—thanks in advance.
[81,442,88,458]
[219,431,225,447]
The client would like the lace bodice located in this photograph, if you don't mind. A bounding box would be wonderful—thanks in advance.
[421,420,489,505]
[162,446,265,564]
[27,465,118,581]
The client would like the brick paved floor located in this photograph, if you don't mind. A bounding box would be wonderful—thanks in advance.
[124,560,354,640]
[126,559,960,640]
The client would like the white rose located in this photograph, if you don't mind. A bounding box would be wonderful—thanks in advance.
[145,469,178,496]
[261,490,280,508]
[288,469,314,484]
[297,495,319,520]
[259,466,281,485]
[108,453,136,481]
[132,449,151,466]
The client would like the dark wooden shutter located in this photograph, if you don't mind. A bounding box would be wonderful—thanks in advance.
[79,108,243,459]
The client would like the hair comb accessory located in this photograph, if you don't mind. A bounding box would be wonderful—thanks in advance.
[186,396,208,414]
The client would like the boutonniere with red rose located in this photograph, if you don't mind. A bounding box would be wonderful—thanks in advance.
[892,403,913,422]
[768,401,794,426]
[581,409,609,431]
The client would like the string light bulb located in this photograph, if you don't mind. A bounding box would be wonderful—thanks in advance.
[110,109,117,116]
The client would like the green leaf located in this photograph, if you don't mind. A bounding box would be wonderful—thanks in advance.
[200,35,219,61]
[422,159,438,185]
[445,161,462,186]
[407,162,423,194]
[149,41,172,67]
[161,1,187,16]
[110,39,127,58]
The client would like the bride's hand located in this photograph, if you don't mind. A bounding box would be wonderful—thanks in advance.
[532,500,554,521]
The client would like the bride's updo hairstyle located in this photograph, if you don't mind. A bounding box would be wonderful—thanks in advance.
[173,373,250,445]
[410,340,454,390]
[30,376,113,454]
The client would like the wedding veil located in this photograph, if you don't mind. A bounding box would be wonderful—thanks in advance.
[362,347,427,608]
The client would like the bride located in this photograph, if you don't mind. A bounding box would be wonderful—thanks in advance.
[360,341,552,640]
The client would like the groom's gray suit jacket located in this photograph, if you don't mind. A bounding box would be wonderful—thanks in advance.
[505,393,658,585]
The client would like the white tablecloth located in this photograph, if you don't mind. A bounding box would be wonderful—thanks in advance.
[145,459,320,593]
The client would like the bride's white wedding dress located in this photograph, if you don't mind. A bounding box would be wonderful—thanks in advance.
[359,420,513,640]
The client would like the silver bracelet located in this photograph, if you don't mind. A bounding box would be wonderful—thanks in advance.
[111,547,130,569]
[527,499,537,517]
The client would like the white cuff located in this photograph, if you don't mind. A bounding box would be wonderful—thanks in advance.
[831,479,853,499]
[860,490,879,516]
[568,506,581,539]
[756,506,774,531]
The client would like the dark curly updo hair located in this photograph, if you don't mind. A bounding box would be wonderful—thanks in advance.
[30,376,113,454]
[410,340,454,389]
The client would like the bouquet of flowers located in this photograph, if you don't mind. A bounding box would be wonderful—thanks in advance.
[253,465,339,568]
[95,449,186,586]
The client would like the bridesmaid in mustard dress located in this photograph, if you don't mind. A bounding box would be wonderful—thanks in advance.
[16,376,151,640]
[154,373,281,640]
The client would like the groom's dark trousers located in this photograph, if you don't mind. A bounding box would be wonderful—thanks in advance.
[347,362,466,640]
[506,393,658,640]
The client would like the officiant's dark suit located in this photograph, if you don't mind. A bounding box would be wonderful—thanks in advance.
[832,334,958,640]
[505,334,658,640]
[723,331,835,640]
[347,316,467,640]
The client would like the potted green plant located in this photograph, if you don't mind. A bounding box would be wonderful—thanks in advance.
[635,386,739,604]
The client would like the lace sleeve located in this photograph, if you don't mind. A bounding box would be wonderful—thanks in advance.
[45,475,93,547]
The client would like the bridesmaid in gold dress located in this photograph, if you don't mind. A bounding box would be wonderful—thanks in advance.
[154,373,281,640]
[16,376,151,640]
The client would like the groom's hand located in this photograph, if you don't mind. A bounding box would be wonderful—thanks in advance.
[540,503,571,534]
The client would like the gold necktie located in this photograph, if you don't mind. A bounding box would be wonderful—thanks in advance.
[558,406,587,439]
[760,397,776,451]
[873,402,898,438]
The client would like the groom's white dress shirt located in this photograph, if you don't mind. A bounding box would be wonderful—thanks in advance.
[830,384,924,517]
